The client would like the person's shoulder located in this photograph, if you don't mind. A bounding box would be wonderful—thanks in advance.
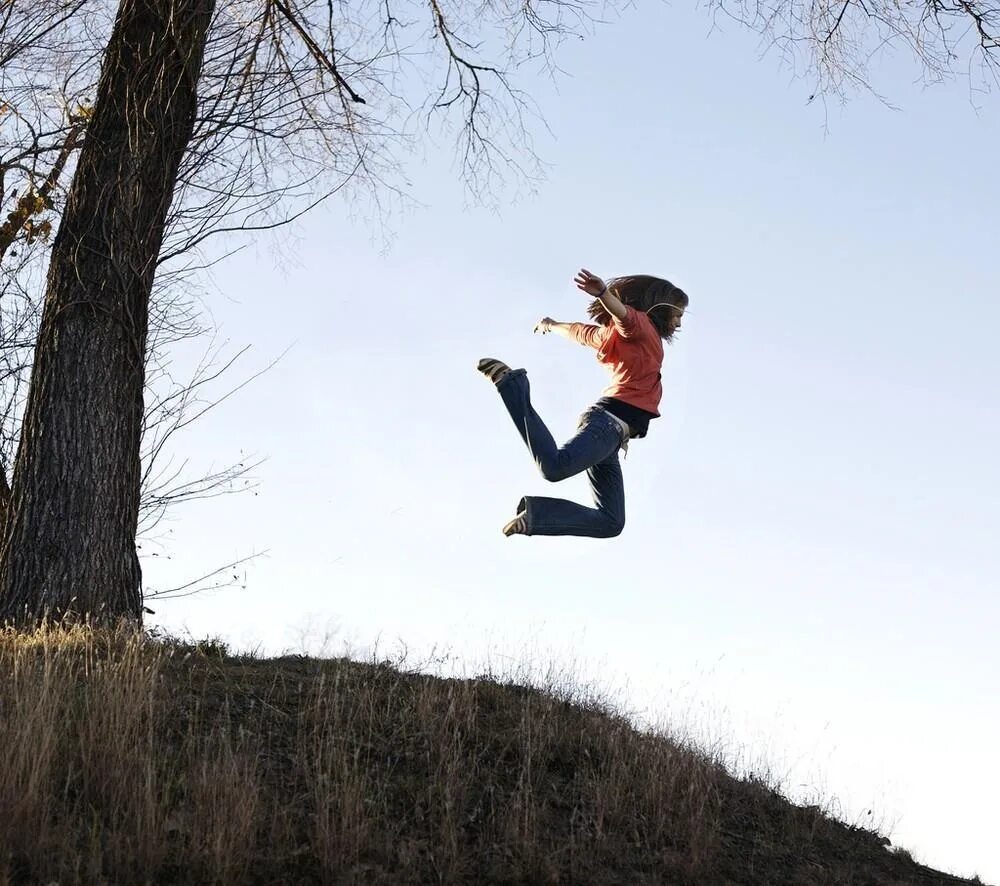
[634,310,665,353]
[629,307,659,338]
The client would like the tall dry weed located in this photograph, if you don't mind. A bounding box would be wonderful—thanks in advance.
[0,626,949,885]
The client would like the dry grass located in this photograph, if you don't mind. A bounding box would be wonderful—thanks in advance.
[0,626,983,885]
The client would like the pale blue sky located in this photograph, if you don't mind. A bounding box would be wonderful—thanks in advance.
[146,3,999,880]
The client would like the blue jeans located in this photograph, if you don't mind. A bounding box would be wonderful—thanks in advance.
[496,369,626,538]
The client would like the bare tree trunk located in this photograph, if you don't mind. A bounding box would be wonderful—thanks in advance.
[0,0,216,625]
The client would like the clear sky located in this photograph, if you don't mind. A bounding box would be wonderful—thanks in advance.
[145,3,1000,881]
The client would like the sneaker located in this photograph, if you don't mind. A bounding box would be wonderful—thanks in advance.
[476,357,511,385]
[502,511,527,537]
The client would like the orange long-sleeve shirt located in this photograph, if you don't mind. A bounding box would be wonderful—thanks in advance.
[567,306,664,416]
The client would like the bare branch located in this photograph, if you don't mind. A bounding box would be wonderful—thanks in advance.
[708,0,1000,98]
[143,551,266,599]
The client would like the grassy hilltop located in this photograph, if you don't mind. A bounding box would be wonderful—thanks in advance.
[0,628,987,885]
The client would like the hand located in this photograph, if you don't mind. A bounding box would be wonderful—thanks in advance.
[534,317,556,334]
[574,268,606,297]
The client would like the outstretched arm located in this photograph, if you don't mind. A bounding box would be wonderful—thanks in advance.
[533,318,573,338]
[574,268,627,322]
[534,317,604,349]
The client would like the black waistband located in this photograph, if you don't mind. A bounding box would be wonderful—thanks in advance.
[596,397,656,438]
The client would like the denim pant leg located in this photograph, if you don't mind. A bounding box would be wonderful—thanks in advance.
[495,370,627,538]
[523,448,626,538]
[586,452,626,533]
[495,369,562,477]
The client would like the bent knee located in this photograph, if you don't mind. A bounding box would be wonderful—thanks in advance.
[606,517,626,538]
[539,462,572,483]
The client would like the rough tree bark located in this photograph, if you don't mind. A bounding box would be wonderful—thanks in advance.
[0,0,216,624]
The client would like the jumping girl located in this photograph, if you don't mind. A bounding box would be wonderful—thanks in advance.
[477,268,688,538]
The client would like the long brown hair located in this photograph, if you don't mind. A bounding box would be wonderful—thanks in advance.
[587,275,688,341]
